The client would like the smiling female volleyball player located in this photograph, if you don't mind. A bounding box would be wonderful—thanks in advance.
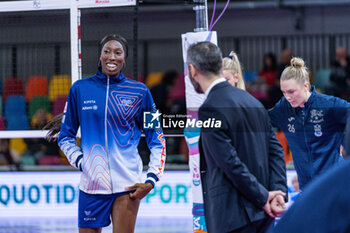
[46,34,166,233]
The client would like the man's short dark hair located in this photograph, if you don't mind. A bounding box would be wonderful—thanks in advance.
[187,41,222,76]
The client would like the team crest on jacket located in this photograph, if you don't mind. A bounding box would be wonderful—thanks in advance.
[310,109,324,123]
[314,124,322,137]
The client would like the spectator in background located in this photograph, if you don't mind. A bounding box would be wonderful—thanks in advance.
[223,51,271,106]
[222,51,246,90]
[259,53,278,87]
[150,70,178,114]
[277,49,294,80]
[167,73,186,115]
[150,70,183,160]
[23,108,59,163]
[325,47,350,97]
[268,49,293,108]
[0,139,20,170]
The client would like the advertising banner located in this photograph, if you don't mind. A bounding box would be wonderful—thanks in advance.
[0,170,299,219]
[0,171,192,218]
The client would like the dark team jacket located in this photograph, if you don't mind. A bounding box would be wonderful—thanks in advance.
[269,86,349,189]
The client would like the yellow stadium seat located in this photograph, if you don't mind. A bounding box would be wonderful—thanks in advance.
[145,72,164,89]
[48,75,71,101]
[9,138,27,155]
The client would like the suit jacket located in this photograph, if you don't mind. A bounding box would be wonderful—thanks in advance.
[198,81,287,233]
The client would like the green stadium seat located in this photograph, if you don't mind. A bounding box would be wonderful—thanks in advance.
[28,96,51,119]
[21,155,36,166]
[314,69,331,92]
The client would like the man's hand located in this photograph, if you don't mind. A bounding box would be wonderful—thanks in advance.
[263,190,286,218]
[125,183,153,200]
[270,194,286,217]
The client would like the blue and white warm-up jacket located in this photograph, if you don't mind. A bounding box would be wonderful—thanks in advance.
[58,68,166,194]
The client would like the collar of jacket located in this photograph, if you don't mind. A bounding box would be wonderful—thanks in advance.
[303,85,317,108]
[95,66,126,84]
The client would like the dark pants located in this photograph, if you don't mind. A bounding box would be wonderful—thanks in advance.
[229,218,275,233]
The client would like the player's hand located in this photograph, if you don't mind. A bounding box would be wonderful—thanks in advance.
[271,194,286,217]
[125,183,153,200]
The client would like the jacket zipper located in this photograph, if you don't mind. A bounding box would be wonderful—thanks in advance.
[105,76,113,192]
[301,109,312,174]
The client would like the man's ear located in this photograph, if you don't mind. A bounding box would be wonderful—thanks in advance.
[189,64,197,79]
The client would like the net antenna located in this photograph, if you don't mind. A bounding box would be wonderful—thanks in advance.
[70,0,82,84]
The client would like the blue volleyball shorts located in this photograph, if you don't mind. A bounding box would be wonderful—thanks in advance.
[78,190,132,228]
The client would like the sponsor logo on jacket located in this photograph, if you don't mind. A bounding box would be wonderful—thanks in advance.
[82,100,98,111]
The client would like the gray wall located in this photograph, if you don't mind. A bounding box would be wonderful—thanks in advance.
[0,4,350,82]
[137,4,350,74]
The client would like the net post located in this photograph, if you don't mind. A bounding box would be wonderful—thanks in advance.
[193,0,208,32]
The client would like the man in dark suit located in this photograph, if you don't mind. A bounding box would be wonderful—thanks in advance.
[186,41,287,233]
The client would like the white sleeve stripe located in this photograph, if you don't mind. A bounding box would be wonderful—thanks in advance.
[69,151,83,168]
[145,177,157,186]
[66,146,81,157]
